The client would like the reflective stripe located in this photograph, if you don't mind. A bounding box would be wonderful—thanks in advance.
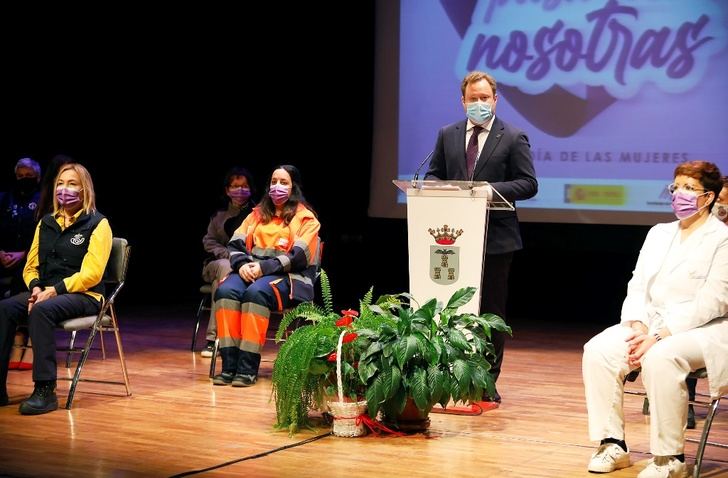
[270,279,284,311]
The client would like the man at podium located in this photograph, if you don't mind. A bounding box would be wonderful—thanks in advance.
[425,70,538,403]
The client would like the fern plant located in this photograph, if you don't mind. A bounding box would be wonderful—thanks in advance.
[271,269,378,435]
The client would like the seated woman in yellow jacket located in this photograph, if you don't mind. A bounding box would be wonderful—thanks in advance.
[0,163,112,415]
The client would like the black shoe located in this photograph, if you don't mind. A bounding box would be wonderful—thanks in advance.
[0,393,8,406]
[231,374,257,387]
[212,372,233,385]
[687,404,696,429]
[19,381,58,415]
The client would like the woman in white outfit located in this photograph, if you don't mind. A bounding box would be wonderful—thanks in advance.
[583,160,728,478]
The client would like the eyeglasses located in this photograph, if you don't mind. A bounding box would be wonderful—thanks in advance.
[667,183,705,194]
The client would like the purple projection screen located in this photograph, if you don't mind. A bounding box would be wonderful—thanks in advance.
[369,0,728,224]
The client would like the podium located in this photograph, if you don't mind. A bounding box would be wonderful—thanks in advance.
[393,180,514,314]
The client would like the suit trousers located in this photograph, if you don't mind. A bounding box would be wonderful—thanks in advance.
[0,291,100,386]
[481,252,513,384]
[583,324,706,455]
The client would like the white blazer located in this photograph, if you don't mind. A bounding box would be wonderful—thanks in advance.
[620,215,728,398]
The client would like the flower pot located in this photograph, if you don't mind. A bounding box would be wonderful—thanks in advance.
[328,400,368,437]
[383,397,430,433]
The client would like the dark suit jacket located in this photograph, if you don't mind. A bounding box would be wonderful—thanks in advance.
[425,116,538,254]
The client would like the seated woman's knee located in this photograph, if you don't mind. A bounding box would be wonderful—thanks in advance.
[215,275,245,301]
[641,341,674,373]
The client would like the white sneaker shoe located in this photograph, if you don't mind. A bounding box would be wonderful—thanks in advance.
[588,443,630,473]
[637,456,687,478]
[200,341,214,358]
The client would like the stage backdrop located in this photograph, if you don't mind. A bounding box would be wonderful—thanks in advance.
[370,0,728,224]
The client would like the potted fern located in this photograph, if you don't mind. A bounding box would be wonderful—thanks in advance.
[355,287,511,431]
[271,270,383,435]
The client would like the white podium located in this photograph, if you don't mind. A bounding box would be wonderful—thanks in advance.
[393,180,514,314]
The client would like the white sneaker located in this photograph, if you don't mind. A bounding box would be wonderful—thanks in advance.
[637,456,687,478]
[200,341,214,358]
[588,443,631,473]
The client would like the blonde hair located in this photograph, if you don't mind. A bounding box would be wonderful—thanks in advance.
[461,71,498,97]
[53,163,97,214]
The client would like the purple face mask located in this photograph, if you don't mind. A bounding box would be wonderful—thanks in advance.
[56,187,82,208]
[228,187,251,205]
[671,190,701,219]
[269,184,291,206]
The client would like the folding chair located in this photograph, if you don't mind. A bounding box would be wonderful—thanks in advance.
[59,237,132,409]
[191,283,213,351]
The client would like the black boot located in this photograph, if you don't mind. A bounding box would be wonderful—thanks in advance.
[0,392,8,407]
[19,380,58,415]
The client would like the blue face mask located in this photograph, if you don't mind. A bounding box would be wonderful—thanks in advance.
[466,101,493,125]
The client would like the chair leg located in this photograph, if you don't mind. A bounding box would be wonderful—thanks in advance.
[109,306,132,397]
[191,295,207,352]
[692,397,721,478]
[208,338,219,378]
[65,322,101,409]
[66,331,77,368]
[99,328,107,360]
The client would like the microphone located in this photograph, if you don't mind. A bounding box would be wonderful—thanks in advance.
[412,150,435,188]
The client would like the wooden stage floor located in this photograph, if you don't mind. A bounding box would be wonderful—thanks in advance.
[1,305,726,477]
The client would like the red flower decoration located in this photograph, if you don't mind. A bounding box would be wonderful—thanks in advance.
[327,352,337,362]
[342,333,358,344]
[341,309,359,317]
[335,316,354,327]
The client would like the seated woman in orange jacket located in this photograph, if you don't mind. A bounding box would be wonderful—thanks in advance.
[212,165,320,387]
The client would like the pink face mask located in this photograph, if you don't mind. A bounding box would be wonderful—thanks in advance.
[671,190,703,220]
[269,184,290,206]
[227,187,251,205]
[56,187,82,208]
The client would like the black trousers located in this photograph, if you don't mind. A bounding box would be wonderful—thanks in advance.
[0,292,100,390]
[481,252,513,384]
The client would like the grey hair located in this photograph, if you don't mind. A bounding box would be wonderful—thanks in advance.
[15,157,41,177]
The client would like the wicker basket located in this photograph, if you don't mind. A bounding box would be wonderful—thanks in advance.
[327,331,367,437]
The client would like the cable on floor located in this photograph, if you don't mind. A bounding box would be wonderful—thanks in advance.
[168,431,332,477]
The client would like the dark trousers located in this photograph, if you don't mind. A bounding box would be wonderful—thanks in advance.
[215,274,292,376]
[481,252,513,385]
[0,292,100,390]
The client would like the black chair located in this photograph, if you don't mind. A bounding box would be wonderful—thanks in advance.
[191,283,213,351]
[625,368,726,478]
[57,237,132,409]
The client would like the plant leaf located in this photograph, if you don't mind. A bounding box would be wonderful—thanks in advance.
[410,368,430,412]
[444,287,476,311]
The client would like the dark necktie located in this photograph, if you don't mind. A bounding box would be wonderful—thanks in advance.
[466,125,483,179]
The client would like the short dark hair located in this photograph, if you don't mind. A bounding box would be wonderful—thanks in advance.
[674,160,722,207]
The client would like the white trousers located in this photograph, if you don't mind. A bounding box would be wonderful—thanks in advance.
[582,324,706,455]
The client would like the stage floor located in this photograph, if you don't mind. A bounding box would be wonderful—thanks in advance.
[1,305,726,477]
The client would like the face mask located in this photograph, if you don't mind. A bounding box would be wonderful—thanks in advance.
[228,187,251,205]
[269,184,291,206]
[56,186,82,208]
[15,177,38,196]
[466,101,493,125]
[671,190,705,220]
[712,202,728,222]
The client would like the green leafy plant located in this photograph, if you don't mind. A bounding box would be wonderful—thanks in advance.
[271,270,378,434]
[355,287,512,421]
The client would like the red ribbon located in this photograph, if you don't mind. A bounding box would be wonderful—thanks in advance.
[355,414,407,437]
